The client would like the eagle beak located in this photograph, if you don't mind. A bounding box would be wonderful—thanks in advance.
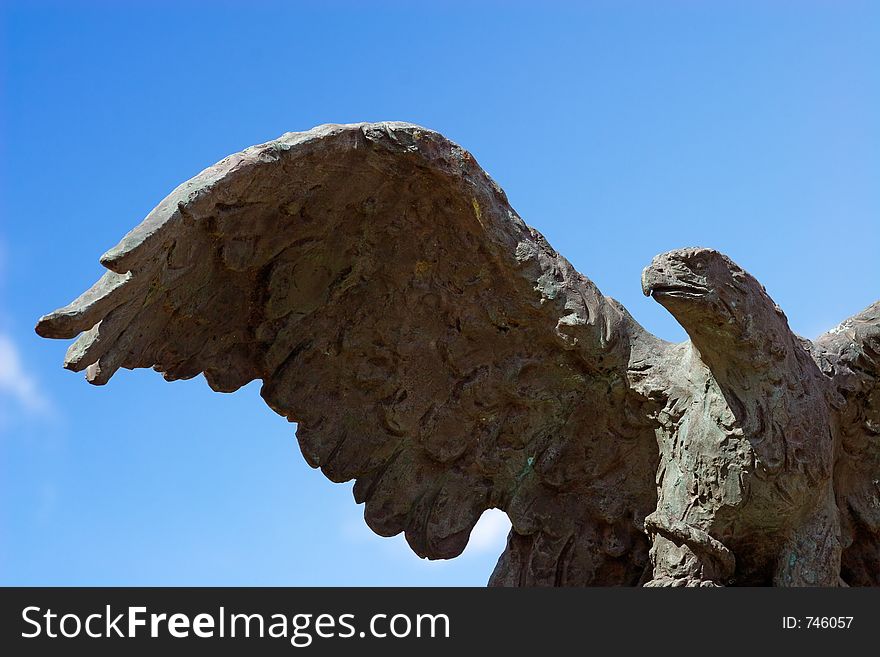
[641,267,654,297]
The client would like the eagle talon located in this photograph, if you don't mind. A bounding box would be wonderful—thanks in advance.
[644,511,736,582]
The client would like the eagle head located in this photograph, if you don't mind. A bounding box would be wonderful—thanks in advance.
[641,248,783,366]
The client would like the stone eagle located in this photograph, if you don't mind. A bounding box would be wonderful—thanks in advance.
[36,123,879,586]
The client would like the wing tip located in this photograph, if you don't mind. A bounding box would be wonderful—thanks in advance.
[35,312,77,340]
[84,360,116,386]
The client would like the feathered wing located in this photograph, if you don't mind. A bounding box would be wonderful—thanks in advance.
[814,301,880,585]
[37,122,665,585]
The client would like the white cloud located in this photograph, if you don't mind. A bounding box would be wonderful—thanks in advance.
[0,332,50,416]
[465,508,511,554]
[340,505,511,562]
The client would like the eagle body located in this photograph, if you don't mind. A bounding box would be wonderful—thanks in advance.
[641,248,841,585]
[646,341,838,585]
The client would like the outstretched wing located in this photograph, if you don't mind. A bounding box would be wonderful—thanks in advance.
[37,122,665,585]
[814,301,880,585]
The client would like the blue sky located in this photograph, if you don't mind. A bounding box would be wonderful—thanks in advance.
[1,1,877,585]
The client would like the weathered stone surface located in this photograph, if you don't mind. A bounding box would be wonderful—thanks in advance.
[36,122,879,586]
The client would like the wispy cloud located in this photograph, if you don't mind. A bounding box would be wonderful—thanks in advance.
[0,332,50,416]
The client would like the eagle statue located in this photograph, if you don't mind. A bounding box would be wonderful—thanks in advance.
[36,123,879,586]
